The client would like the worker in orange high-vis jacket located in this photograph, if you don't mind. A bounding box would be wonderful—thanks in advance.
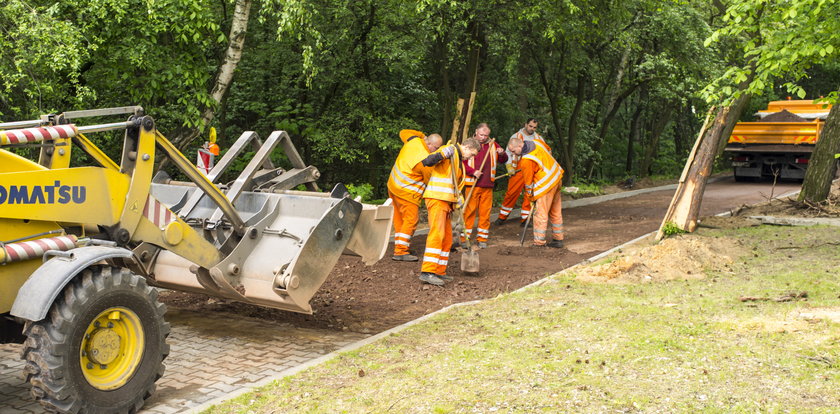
[387,130,443,261]
[461,123,507,249]
[495,118,552,226]
[507,135,565,248]
[418,138,481,286]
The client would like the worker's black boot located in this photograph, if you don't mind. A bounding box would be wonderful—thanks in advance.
[392,254,419,262]
[493,218,506,226]
[547,240,564,248]
[419,272,444,286]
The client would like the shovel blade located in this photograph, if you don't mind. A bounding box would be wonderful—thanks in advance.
[460,250,480,275]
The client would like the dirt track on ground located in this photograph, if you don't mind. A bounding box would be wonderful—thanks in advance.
[161,177,801,333]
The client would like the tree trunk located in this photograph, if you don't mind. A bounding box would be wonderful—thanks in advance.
[656,92,750,240]
[585,82,641,178]
[627,101,644,173]
[563,74,586,184]
[799,98,840,202]
[173,0,252,150]
[436,37,453,138]
[455,20,483,142]
[640,105,674,177]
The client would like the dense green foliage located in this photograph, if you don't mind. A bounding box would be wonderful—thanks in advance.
[2,0,839,198]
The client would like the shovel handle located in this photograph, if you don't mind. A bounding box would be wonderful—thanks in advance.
[463,139,494,208]
[519,209,533,247]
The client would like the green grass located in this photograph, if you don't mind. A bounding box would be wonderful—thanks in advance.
[204,225,840,413]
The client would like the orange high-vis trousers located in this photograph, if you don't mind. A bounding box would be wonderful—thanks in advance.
[389,190,420,257]
[422,198,453,275]
[499,171,531,222]
[461,186,493,243]
[532,184,564,246]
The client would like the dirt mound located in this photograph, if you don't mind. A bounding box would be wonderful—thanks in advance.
[761,109,808,122]
[575,235,746,283]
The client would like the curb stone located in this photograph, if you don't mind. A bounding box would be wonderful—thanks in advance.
[185,176,809,413]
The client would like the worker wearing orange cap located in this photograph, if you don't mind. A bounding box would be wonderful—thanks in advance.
[387,130,443,261]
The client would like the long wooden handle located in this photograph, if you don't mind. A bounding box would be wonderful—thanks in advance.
[448,151,472,249]
[463,139,494,208]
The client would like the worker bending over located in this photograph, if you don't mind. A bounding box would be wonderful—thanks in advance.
[496,118,551,226]
[419,138,480,286]
[507,136,565,248]
[461,123,507,248]
[387,130,443,261]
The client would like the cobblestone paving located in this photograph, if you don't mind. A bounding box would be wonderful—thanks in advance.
[0,309,367,413]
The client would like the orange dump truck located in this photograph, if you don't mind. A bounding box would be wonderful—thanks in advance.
[726,100,832,181]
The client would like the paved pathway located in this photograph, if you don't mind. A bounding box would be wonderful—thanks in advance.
[0,177,804,413]
[0,310,366,413]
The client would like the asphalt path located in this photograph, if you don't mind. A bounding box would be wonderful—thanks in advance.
[0,176,802,413]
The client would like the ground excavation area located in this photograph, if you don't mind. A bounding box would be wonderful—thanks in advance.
[0,177,802,413]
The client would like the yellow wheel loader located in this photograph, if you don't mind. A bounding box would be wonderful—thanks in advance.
[0,107,392,413]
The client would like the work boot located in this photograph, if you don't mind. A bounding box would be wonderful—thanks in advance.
[437,273,453,282]
[392,254,419,262]
[478,242,488,249]
[547,240,565,248]
[520,220,527,227]
[493,218,507,226]
[419,272,444,286]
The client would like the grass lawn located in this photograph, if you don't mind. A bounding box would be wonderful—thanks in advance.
[204,224,840,413]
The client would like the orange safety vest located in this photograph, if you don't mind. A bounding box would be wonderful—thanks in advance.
[464,141,500,186]
[423,144,463,202]
[521,146,563,199]
[509,130,550,169]
[387,130,431,205]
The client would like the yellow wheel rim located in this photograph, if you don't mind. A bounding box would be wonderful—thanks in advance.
[79,307,145,390]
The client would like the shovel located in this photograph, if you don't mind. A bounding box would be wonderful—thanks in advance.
[448,149,480,275]
[519,209,533,246]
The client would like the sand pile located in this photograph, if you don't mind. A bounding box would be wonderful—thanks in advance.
[576,236,746,283]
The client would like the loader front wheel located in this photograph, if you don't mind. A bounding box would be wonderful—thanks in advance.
[21,266,169,414]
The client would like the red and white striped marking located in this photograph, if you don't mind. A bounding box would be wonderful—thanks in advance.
[0,124,78,145]
[143,196,177,229]
[2,235,78,263]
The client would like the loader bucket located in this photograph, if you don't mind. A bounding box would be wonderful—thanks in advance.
[149,183,393,313]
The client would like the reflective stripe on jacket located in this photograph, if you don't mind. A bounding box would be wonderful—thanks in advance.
[387,130,431,205]
[521,146,563,200]
[423,144,462,202]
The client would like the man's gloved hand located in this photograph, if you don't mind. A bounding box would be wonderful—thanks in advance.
[456,195,465,210]
[506,163,516,175]
[441,145,455,159]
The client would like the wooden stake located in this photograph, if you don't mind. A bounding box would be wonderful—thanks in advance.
[450,98,465,144]
[461,91,477,143]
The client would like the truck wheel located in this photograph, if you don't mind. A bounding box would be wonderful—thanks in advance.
[21,266,169,414]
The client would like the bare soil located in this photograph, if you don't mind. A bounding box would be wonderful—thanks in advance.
[160,193,667,333]
[160,177,815,334]
[575,235,746,284]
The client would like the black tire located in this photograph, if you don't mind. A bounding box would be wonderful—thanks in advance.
[733,172,754,182]
[21,266,169,413]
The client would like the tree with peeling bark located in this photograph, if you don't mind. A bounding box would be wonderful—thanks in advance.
[704,0,840,203]
[173,0,253,150]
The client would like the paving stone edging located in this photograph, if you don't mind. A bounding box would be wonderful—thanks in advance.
[188,177,816,413]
